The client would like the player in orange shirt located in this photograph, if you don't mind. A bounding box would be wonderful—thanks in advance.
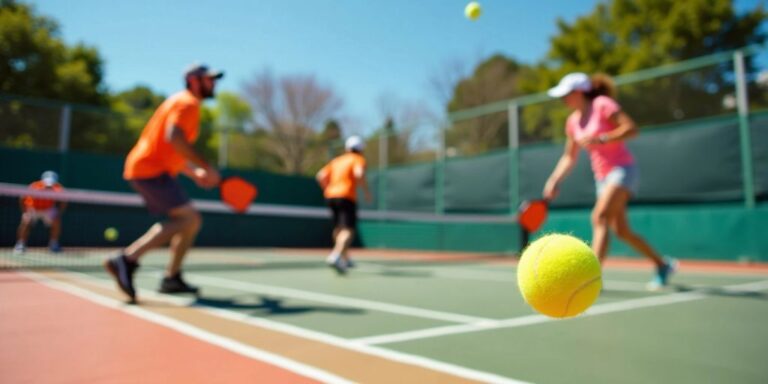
[104,64,222,303]
[14,171,66,254]
[316,136,371,274]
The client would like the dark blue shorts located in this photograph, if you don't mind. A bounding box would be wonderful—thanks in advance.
[129,174,190,215]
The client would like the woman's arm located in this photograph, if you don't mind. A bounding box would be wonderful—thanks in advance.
[543,136,580,200]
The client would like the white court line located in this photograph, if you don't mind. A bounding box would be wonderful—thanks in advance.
[18,271,355,384]
[28,270,531,384]
[353,280,768,345]
[178,272,496,324]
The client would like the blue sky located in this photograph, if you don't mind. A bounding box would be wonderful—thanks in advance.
[33,0,764,132]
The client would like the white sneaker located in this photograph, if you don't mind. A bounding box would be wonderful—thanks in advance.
[13,243,26,254]
[326,252,341,265]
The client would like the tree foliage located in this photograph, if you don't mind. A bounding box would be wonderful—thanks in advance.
[520,0,767,142]
[446,55,532,154]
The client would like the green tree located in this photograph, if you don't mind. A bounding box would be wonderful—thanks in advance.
[521,0,767,141]
[0,1,106,102]
[446,55,532,154]
[0,0,109,149]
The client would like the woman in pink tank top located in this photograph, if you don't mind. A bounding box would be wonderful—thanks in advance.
[542,73,676,290]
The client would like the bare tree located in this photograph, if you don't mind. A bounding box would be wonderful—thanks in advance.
[243,70,343,174]
[372,94,437,166]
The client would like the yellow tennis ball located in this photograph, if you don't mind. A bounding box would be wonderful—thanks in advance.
[104,227,119,242]
[517,234,602,318]
[465,2,482,20]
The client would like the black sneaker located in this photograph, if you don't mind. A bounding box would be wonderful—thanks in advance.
[159,272,200,294]
[104,254,139,302]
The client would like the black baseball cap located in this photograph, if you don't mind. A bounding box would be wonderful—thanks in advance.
[184,63,224,80]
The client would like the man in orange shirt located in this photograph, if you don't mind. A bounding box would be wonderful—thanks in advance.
[14,171,66,254]
[104,64,222,303]
[316,136,371,274]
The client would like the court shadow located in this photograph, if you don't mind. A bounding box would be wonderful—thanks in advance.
[192,295,366,316]
[672,284,768,300]
[367,268,433,278]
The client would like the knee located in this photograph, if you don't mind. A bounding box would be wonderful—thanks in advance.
[591,209,609,227]
[179,210,202,233]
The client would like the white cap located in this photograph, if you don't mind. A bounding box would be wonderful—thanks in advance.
[547,72,592,98]
[41,170,58,186]
[345,135,364,151]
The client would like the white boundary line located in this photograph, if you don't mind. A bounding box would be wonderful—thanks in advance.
[25,270,531,384]
[353,280,768,345]
[18,270,355,384]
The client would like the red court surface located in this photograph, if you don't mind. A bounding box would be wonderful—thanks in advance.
[0,272,319,384]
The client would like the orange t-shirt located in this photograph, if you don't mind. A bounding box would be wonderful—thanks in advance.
[123,90,201,180]
[23,181,64,210]
[319,152,366,201]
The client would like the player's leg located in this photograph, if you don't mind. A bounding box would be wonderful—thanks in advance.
[14,211,33,253]
[338,199,358,267]
[607,189,664,266]
[104,174,190,301]
[159,205,202,294]
[47,208,62,252]
[590,185,615,263]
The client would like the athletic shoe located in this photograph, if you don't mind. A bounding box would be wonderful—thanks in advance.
[326,253,347,275]
[647,258,678,291]
[326,252,341,265]
[49,241,62,253]
[159,272,200,294]
[104,254,139,302]
[13,242,25,254]
[346,258,356,268]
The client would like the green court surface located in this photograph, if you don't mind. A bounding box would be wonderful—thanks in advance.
[28,248,768,383]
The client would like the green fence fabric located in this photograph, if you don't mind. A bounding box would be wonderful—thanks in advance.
[628,117,744,203]
[519,146,595,207]
[751,113,768,200]
[444,152,511,213]
[540,203,768,261]
[382,163,436,212]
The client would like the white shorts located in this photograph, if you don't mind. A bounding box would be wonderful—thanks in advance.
[23,208,60,226]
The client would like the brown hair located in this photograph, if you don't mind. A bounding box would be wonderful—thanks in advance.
[585,73,616,99]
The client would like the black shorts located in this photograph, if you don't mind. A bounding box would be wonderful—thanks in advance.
[129,174,190,215]
[327,198,357,229]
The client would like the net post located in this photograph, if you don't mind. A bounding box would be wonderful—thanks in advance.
[734,50,756,209]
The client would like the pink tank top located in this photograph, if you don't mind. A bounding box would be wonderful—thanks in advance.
[565,95,634,180]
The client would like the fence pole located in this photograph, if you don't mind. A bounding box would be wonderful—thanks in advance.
[734,50,756,209]
[435,122,446,215]
[378,131,387,211]
[58,104,71,152]
[508,102,520,215]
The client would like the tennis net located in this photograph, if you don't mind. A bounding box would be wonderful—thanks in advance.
[0,182,520,270]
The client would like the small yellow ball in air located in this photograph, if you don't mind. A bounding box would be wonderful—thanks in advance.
[465,2,482,21]
[104,227,119,242]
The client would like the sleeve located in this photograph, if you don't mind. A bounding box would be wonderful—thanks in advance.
[596,96,621,120]
[167,102,200,141]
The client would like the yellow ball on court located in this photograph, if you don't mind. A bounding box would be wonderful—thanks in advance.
[464,2,482,21]
[104,227,119,242]
[517,234,602,318]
